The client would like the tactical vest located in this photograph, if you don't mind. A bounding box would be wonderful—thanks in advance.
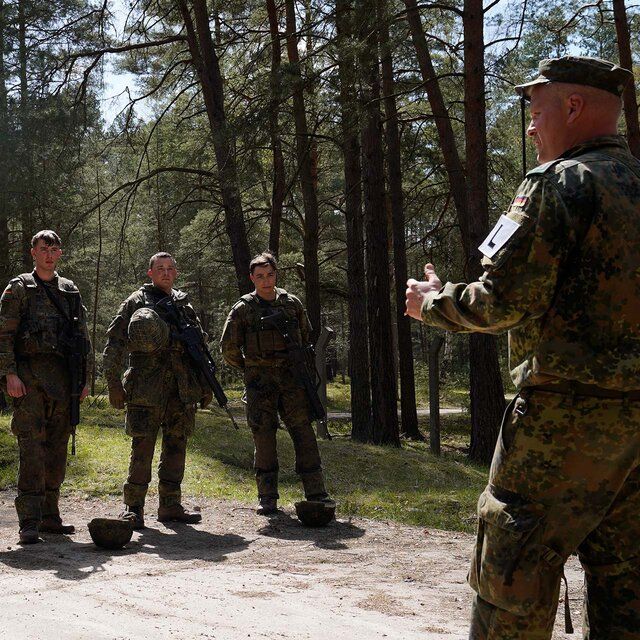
[14,273,80,357]
[241,293,301,358]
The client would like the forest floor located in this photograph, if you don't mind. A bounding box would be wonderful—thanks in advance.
[0,491,584,640]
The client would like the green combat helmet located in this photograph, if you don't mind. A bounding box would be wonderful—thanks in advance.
[128,307,169,353]
[88,518,134,549]
[295,500,336,527]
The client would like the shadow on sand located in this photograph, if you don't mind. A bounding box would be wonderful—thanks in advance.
[256,510,365,550]
[0,523,251,581]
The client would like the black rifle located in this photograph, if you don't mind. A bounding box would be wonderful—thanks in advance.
[34,274,87,455]
[155,296,238,430]
[259,310,326,422]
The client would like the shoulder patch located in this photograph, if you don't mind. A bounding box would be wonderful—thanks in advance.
[478,214,522,259]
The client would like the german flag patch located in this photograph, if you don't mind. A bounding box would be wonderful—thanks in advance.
[512,195,529,207]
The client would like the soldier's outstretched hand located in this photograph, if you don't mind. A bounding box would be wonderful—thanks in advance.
[405,263,443,321]
[6,373,26,398]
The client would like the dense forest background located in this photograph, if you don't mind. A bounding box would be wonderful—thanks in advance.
[0,0,638,460]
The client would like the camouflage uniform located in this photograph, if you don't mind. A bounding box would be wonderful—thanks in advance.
[220,288,328,501]
[103,284,206,509]
[421,135,640,638]
[0,271,91,530]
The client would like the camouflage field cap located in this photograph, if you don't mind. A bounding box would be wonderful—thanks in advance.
[128,307,169,352]
[88,518,133,549]
[515,56,633,100]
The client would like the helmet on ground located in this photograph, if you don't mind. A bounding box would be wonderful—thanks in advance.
[295,500,336,527]
[88,518,134,549]
[128,307,169,353]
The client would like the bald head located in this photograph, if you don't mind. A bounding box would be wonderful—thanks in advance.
[527,82,623,163]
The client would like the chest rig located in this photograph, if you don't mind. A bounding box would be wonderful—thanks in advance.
[14,273,80,357]
[242,293,301,357]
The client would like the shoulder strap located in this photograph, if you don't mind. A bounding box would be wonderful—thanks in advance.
[32,272,72,323]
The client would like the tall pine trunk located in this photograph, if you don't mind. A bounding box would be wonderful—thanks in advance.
[405,0,505,460]
[0,0,9,284]
[18,0,32,268]
[380,7,421,440]
[464,0,505,463]
[336,0,372,441]
[357,0,399,446]
[284,0,322,343]
[177,0,252,294]
[266,0,286,254]
[613,0,640,159]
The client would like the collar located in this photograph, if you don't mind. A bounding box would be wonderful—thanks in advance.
[560,135,630,160]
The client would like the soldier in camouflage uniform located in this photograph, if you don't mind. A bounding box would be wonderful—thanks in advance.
[220,251,331,515]
[103,252,210,528]
[406,57,640,639]
[0,230,91,544]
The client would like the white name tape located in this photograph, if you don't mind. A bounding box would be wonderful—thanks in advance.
[478,214,521,259]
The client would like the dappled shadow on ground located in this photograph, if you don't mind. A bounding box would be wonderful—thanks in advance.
[256,511,365,550]
[0,524,251,581]
[133,522,251,562]
[0,534,128,581]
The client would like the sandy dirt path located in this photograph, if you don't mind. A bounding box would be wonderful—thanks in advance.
[0,492,584,640]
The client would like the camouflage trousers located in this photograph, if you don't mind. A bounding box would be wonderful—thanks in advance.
[123,392,196,509]
[468,388,640,639]
[11,385,71,527]
[244,366,327,500]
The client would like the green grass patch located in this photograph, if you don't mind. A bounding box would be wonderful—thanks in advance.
[0,401,486,533]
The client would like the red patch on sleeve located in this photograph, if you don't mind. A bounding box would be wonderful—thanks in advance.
[512,195,528,207]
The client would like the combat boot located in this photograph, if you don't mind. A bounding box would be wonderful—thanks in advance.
[157,504,202,524]
[256,497,278,515]
[18,521,41,545]
[119,505,145,529]
[40,516,75,534]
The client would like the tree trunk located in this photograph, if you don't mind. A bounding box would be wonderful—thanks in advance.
[380,6,421,440]
[428,335,444,455]
[464,0,505,463]
[335,0,372,441]
[177,0,252,294]
[18,0,32,268]
[284,0,322,344]
[0,0,10,285]
[613,0,640,159]
[357,0,399,446]
[403,0,468,252]
[266,0,286,254]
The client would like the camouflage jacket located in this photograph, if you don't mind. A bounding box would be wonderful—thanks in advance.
[421,135,640,391]
[0,271,92,393]
[220,287,312,369]
[103,284,207,406]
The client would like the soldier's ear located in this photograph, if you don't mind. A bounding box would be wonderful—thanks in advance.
[147,268,153,278]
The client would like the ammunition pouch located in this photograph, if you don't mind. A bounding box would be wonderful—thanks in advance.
[244,328,287,357]
[468,486,565,616]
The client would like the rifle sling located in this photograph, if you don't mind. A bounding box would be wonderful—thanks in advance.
[32,272,75,326]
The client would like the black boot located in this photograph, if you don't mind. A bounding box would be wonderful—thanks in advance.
[119,505,145,529]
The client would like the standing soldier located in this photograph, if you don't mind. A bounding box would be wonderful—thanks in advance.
[104,252,210,528]
[0,230,90,544]
[220,251,332,515]
[407,57,640,638]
